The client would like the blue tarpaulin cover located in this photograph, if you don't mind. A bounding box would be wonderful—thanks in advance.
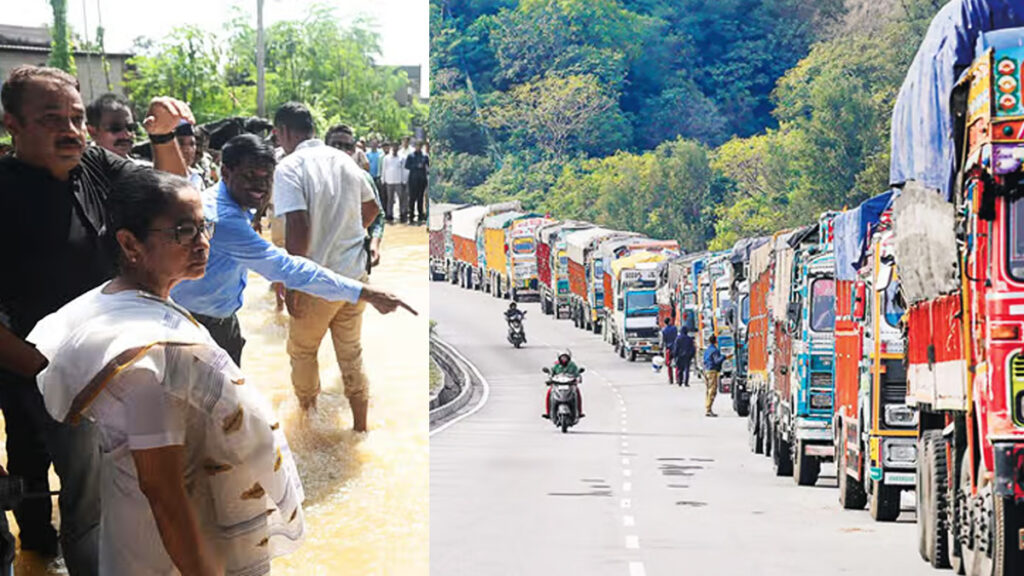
[833,191,895,281]
[889,0,1024,199]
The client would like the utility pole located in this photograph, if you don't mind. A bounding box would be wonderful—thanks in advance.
[257,0,265,118]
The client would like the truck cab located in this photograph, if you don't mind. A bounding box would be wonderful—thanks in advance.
[609,253,666,362]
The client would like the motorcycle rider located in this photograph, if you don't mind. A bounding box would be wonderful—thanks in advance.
[504,302,526,343]
[543,350,584,419]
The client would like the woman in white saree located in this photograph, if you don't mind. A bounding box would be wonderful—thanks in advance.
[28,170,304,575]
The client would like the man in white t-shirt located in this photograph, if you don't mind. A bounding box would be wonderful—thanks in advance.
[272,102,382,430]
[381,142,405,223]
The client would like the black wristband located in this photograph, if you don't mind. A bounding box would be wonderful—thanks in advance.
[149,132,175,145]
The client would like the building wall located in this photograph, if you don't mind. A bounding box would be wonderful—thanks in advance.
[0,47,130,116]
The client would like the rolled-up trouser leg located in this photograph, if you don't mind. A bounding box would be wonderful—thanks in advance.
[665,350,674,383]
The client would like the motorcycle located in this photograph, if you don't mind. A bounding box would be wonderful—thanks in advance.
[542,366,585,433]
[507,311,527,348]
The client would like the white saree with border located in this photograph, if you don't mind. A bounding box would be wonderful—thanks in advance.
[29,284,305,576]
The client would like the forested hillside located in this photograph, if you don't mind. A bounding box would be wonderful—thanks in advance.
[429,0,944,251]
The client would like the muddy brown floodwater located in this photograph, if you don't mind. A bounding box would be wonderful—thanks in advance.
[8,224,429,575]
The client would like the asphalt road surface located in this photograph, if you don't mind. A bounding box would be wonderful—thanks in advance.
[430,281,937,576]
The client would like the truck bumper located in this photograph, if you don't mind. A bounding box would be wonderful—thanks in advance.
[795,420,832,443]
[992,441,1024,501]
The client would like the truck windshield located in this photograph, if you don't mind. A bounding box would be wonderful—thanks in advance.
[884,280,904,327]
[626,291,658,312]
[1010,197,1024,281]
[810,278,836,333]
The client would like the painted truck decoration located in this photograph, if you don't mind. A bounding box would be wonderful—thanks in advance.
[433,4,1024,574]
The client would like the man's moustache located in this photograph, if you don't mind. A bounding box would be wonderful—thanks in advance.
[56,138,83,149]
[115,139,133,147]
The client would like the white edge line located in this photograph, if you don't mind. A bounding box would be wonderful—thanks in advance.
[429,338,491,437]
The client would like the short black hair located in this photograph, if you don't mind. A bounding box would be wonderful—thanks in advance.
[105,170,192,264]
[709,335,717,344]
[86,92,131,127]
[664,318,671,325]
[221,134,277,169]
[273,102,314,135]
[326,124,355,140]
[1,65,80,119]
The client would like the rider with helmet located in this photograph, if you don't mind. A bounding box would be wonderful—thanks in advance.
[543,350,583,419]
[504,302,526,343]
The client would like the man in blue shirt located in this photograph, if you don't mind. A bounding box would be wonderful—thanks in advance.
[172,134,414,366]
[703,335,727,417]
[660,318,678,385]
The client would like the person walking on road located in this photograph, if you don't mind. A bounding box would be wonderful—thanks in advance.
[673,326,695,388]
[660,318,678,385]
[703,334,726,417]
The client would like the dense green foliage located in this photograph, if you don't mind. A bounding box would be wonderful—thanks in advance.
[430,0,944,250]
[47,0,76,74]
[123,5,425,138]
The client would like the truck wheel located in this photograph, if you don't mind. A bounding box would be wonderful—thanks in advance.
[629,349,637,362]
[794,441,820,486]
[736,396,749,418]
[749,410,763,454]
[839,439,867,510]
[773,428,793,477]
[991,494,1024,576]
[593,320,601,335]
[918,430,950,567]
[511,288,518,302]
[761,412,772,457]
[869,479,901,522]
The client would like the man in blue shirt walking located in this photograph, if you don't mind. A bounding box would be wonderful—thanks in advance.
[172,134,414,366]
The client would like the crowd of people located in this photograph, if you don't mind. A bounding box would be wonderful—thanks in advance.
[0,64,418,575]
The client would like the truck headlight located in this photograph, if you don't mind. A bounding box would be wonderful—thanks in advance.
[883,441,917,466]
[883,404,918,427]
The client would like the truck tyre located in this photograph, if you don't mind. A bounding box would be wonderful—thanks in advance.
[794,441,820,486]
[918,431,950,568]
[869,479,901,522]
[991,494,1024,576]
[511,288,518,302]
[629,349,637,362]
[749,409,763,454]
[773,428,793,477]
[761,411,772,457]
[839,439,867,510]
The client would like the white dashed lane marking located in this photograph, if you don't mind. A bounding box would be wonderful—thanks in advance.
[629,561,647,576]
[626,535,640,549]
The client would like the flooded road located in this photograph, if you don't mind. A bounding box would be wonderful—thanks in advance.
[8,224,429,575]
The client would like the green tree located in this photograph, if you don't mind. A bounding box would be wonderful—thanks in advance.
[47,0,76,74]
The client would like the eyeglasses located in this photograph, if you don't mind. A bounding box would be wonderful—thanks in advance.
[148,219,215,244]
[103,122,138,134]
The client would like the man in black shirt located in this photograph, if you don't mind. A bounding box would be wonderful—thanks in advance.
[0,65,191,574]
[404,140,429,223]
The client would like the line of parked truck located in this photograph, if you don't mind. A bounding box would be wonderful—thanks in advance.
[429,3,1024,574]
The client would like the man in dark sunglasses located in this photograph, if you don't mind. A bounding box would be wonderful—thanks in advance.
[86,93,137,159]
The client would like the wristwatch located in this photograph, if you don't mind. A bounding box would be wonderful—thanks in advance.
[149,132,175,145]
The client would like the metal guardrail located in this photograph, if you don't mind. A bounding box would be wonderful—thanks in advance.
[429,334,476,424]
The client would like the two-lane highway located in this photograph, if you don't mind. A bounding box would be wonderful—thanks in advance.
[430,282,935,576]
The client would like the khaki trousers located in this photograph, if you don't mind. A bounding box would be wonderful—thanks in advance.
[287,289,369,405]
[705,370,720,413]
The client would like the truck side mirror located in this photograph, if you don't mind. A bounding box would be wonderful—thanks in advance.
[853,281,866,322]
[579,367,586,374]
[542,367,551,374]
[786,302,800,334]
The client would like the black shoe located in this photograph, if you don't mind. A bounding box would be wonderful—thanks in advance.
[579,413,586,418]
[705,411,718,418]
[542,413,550,419]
